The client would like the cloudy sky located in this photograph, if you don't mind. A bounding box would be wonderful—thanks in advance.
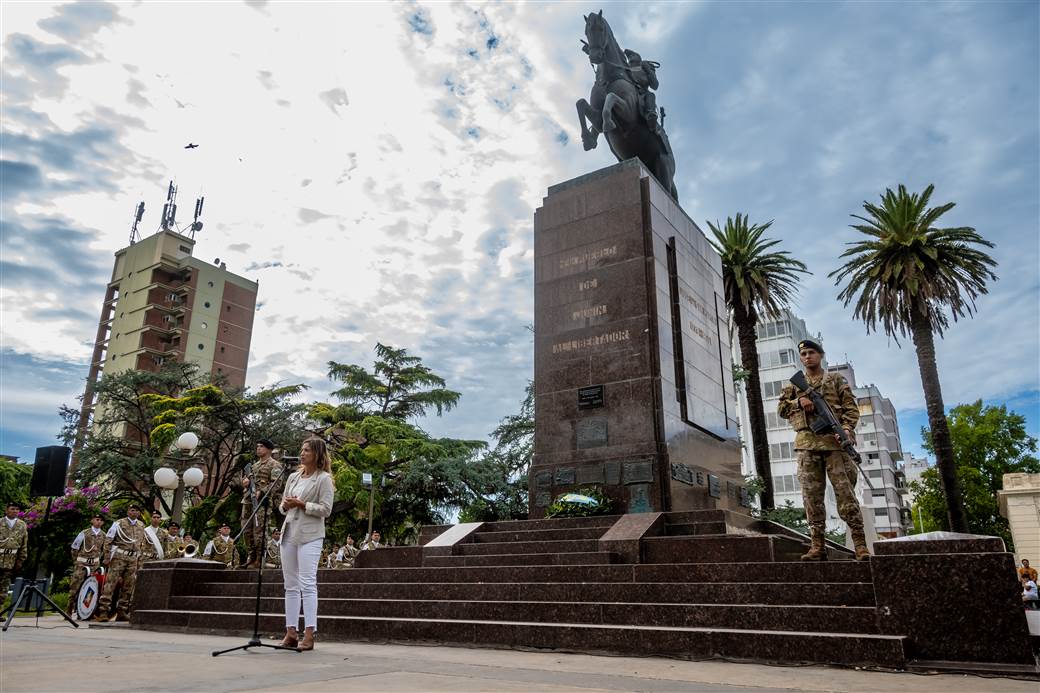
[2,1,1037,465]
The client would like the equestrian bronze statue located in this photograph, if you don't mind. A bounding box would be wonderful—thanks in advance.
[576,10,678,200]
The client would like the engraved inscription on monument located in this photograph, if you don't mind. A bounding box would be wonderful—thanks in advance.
[576,417,608,449]
[578,385,604,410]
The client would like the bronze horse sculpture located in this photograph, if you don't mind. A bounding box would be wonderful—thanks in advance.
[576,10,678,200]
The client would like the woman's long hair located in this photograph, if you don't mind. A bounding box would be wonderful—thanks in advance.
[302,436,331,473]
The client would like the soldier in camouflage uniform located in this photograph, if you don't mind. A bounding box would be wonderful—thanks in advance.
[0,502,29,601]
[777,340,869,561]
[265,528,281,568]
[240,439,283,568]
[68,513,105,611]
[162,522,183,558]
[203,523,238,568]
[95,504,147,621]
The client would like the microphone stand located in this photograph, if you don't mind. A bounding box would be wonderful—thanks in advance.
[212,461,297,656]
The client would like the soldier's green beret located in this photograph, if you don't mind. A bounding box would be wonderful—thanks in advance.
[798,339,823,353]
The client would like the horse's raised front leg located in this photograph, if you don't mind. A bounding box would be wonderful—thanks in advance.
[576,98,600,151]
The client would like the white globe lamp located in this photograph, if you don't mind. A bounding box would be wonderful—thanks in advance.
[153,467,179,490]
[176,431,200,452]
[182,467,205,488]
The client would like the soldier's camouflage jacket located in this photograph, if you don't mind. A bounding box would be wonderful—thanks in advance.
[777,372,859,451]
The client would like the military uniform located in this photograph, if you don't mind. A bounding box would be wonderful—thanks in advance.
[0,515,29,600]
[163,530,183,558]
[241,456,283,565]
[204,534,238,568]
[265,537,281,568]
[778,362,867,559]
[337,543,360,568]
[143,525,168,562]
[68,525,105,606]
[97,516,147,620]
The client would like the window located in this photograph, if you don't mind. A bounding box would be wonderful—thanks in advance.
[874,508,889,517]
[769,442,794,460]
[179,245,192,253]
[868,470,884,479]
[871,490,886,499]
[771,474,801,493]
[762,380,784,398]
[208,281,214,287]
[204,301,211,308]
[197,344,204,350]
[868,453,879,460]
[200,322,208,330]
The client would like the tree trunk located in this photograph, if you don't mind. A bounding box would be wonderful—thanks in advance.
[909,311,969,533]
[734,303,774,510]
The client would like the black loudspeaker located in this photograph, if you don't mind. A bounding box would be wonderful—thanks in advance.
[30,446,70,497]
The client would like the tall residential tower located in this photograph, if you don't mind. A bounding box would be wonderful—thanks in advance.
[71,219,257,475]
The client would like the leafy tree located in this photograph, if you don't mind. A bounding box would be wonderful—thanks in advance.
[830,184,998,533]
[19,486,111,581]
[63,363,308,520]
[708,214,809,511]
[0,459,32,509]
[911,400,1039,546]
[459,382,534,523]
[313,345,484,540]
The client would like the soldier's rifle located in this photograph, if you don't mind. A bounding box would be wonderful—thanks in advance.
[789,370,874,490]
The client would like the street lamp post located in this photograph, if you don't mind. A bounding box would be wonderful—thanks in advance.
[153,432,204,524]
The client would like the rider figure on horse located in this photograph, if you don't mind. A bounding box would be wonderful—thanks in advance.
[623,49,660,134]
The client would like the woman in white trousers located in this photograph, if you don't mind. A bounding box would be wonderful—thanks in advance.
[279,437,335,651]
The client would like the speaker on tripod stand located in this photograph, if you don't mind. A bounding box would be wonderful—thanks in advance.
[2,446,78,631]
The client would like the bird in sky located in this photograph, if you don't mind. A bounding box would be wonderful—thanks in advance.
[184,143,199,149]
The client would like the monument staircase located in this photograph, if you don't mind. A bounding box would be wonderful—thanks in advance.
[132,511,928,669]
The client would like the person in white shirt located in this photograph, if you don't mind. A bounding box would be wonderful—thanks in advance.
[278,437,335,651]
[68,513,105,608]
[1022,575,1039,609]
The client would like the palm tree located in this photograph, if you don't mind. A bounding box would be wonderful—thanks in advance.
[708,214,809,511]
[830,184,997,533]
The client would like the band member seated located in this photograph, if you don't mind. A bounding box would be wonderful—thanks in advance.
[203,523,238,568]
[68,513,105,613]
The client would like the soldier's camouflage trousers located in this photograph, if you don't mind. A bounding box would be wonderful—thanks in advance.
[97,555,139,617]
[0,567,17,603]
[796,449,864,535]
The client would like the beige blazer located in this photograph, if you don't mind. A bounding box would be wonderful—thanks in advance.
[279,469,334,545]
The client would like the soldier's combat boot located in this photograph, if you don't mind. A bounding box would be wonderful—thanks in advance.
[851,528,871,561]
[800,531,827,561]
[115,611,131,622]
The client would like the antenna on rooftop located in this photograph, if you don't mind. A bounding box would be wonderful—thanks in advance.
[189,196,205,238]
[128,201,145,244]
[160,180,178,231]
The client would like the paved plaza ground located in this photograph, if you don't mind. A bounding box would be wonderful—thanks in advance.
[0,616,1033,692]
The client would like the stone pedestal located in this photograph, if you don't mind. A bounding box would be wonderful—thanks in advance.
[530,160,744,517]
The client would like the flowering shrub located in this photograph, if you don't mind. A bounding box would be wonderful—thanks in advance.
[18,487,114,579]
[20,487,110,529]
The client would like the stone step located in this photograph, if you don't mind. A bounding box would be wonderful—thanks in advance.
[642,535,807,564]
[202,560,873,585]
[166,596,881,634]
[478,515,621,533]
[194,580,876,607]
[664,522,728,536]
[455,539,600,556]
[423,551,616,568]
[472,527,608,543]
[662,510,727,524]
[134,610,907,668]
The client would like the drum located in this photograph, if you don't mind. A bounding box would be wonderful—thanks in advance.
[75,570,105,620]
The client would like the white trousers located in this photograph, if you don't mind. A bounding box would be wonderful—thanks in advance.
[281,536,322,631]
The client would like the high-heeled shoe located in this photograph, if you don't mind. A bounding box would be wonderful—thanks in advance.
[298,629,315,651]
[280,629,299,648]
